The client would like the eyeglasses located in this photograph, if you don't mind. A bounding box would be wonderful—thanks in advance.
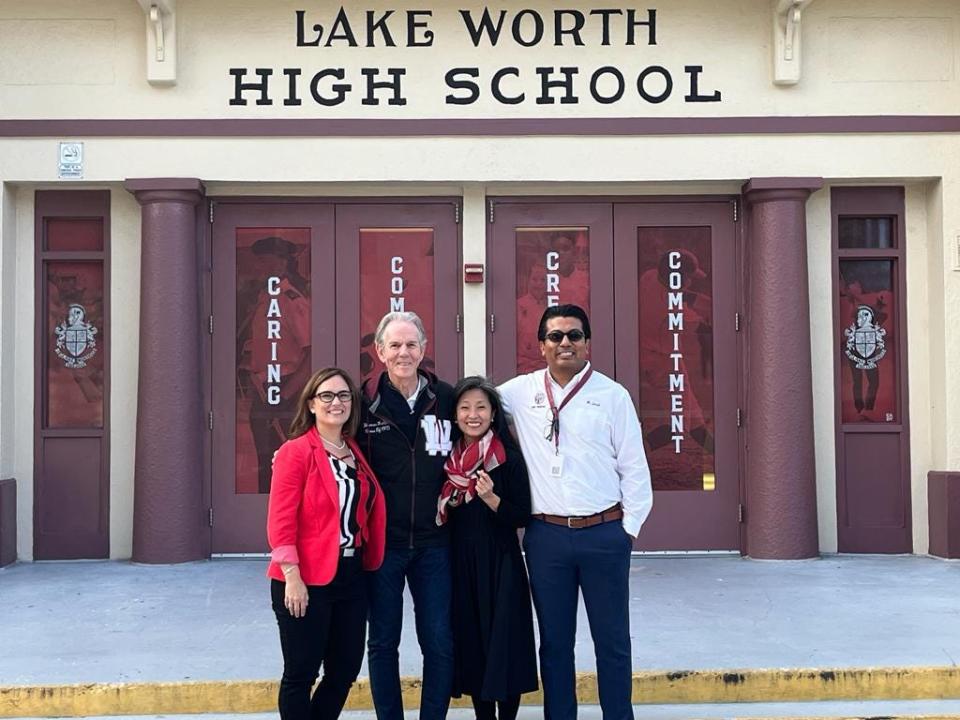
[544,329,586,344]
[314,391,353,404]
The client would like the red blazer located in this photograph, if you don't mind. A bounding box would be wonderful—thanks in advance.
[267,427,386,586]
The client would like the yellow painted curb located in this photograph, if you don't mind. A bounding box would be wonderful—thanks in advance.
[2,667,960,717]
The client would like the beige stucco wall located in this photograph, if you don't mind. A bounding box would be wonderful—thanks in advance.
[109,187,141,559]
[0,184,15,486]
[805,187,837,552]
[0,0,957,119]
[12,188,34,560]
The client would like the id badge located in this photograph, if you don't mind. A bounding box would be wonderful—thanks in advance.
[549,454,565,479]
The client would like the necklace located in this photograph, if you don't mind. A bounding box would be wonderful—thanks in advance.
[320,434,346,451]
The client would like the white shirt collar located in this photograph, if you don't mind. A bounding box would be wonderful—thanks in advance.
[546,361,592,395]
[405,374,427,411]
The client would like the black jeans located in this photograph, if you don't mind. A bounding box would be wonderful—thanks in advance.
[271,557,368,720]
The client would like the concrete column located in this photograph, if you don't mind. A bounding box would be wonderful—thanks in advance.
[124,179,206,563]
[742,177,823,560]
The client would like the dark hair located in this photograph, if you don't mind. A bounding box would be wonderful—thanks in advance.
[451,375,518,451]
[537,304,592,342]
[287,367,362,440]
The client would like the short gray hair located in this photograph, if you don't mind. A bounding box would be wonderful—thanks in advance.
[374,311,428,349]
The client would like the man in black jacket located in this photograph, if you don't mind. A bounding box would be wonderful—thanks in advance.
[359,311,455,720]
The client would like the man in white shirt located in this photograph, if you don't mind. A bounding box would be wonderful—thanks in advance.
[498,304,653,720]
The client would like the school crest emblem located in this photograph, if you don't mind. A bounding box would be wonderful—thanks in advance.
[55,303,98,369]
[844,304,886,370]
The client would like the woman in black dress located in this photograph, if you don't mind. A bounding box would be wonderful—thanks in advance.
[437,376,539,720]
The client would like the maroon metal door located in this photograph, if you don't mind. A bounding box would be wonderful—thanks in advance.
[488,199,741,551]
[34,191,110,560]
[211,200,462,553]
[613,202,740,550]
[487,201,614,380]
[211,203,336,553]
[334,202,462,386]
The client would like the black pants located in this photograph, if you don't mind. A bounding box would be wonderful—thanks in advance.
[471,695,520,720]
[271,558,368,720]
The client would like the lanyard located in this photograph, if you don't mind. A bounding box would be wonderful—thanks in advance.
[544,366,593,454]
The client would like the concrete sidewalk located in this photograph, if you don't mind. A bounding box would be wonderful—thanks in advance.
[2,555,960,716]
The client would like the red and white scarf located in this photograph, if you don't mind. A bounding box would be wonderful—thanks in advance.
[436,430,506,526]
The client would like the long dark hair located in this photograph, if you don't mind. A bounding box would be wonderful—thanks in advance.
[451,375,519,452]
[287,367,361,440]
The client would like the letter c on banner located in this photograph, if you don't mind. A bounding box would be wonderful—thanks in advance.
[267,276,281,295]
[391,256,404,274]
[667,251,681,270]
[546,251,560,270]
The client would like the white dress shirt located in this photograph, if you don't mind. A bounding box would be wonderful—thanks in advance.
[499,362,653,537]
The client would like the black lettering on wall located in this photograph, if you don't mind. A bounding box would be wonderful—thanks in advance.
[366,10,396,46]
[637,65,672,103]
[492,67,524,104]
[229,68,273,106]
[325,7,359,47]
[626,8,657,45]
[445,68,480,104]
[459,8,508,47]
[588,9,622,46]
[554,10,586,46]
[589,66,624,104]
[361,67,407,105]
[536,66,579,104]
[295,10,323,46]
[408,10,434,46]
[684,65,722,102]
[310,68,351,106]
[512,10,545,47]
[283,68,302,106]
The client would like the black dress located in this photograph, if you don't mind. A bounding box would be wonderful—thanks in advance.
[448,447,539,701]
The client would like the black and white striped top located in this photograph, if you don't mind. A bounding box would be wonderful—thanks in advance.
[328,456,362,548]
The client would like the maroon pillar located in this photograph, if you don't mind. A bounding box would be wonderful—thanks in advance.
[742,178,823,559]
[125,179,206,563]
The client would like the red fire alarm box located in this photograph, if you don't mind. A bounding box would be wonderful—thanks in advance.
[464,263,484,284]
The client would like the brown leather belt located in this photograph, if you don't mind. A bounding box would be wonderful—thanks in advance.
[533,504,623,529]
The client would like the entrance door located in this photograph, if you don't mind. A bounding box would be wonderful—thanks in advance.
[334,203,462,386]
[212,203,335,553]
[211,200,461,553]
[488,199,740,551]
[613,202,739,551]
[487,201,614,379]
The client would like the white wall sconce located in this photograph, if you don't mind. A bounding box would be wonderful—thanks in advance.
[135,0,177,86]
[773,0,815,86]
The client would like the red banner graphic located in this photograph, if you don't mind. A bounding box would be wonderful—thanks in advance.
[46,261,105,428]
[637,228,715,492]
[838,259,897,424]
[235,228,312,494]
[515,228,590,374]
[359,229,436,386]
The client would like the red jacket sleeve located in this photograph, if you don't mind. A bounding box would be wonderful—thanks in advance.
[267,439,309,565]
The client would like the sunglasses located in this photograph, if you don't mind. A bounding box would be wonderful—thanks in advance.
[314,391,353,404]
[544,329,586,344]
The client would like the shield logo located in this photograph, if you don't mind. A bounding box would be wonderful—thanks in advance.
[843,304,886,370]
[852,328,878,359]
[55,304,98,369]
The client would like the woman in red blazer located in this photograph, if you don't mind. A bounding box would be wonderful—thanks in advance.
[267,367,386,720]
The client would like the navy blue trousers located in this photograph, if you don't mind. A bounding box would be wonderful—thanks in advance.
[523,519,634,720]
[367,546,454,720]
